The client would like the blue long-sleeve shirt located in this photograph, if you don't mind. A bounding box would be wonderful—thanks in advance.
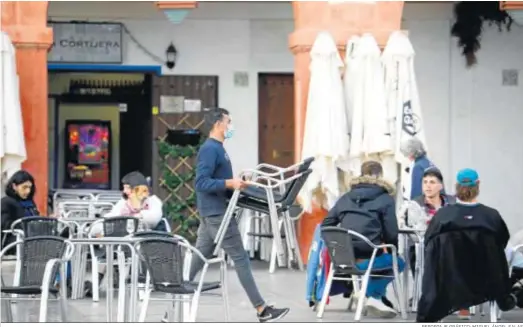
[410,155,433,200]
[195,138,233,217]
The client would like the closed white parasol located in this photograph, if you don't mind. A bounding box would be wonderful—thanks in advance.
[382,31,428,204]
[299,32,350,212]
[346,34,395,182]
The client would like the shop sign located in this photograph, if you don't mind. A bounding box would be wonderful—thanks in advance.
[48,22,123,64]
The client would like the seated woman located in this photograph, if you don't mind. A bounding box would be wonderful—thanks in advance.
[1,170,40,254]
[321,161,405,319]
[85,173,164,296]
[105,171,164,230]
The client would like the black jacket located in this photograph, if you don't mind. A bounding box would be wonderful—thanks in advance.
[321,176,398,257]
[1,193,39,252]
[416,203,511,322]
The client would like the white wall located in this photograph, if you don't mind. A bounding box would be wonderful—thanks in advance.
[48,1,523,233]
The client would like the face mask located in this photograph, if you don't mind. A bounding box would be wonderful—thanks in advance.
[224,124,235,139]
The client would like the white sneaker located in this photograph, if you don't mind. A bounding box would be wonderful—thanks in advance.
[365,297,398,318]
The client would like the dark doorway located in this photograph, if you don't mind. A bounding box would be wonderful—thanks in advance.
[258,73,295,168]
[49,72,153,189]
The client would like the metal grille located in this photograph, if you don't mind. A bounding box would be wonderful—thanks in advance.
[152,75,218,239]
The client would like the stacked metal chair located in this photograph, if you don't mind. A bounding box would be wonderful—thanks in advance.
[213,157,314,273]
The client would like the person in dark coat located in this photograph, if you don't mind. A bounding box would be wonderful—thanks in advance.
[416,168,516,322]
[1,170,39,254]
[322,160,405,319]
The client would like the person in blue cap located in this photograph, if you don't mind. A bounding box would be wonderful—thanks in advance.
[417,168,517,322]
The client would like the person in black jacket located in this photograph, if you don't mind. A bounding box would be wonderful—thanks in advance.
[322,160,405,318]
[1,170,39,254]
[417,168,516,322]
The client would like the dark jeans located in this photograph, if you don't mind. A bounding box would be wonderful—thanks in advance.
[189,215,265,308]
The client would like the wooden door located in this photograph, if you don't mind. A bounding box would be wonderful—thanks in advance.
[151,75,218,239]
[258,74,295,168]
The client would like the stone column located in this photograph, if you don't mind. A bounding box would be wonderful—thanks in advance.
[1,1,52,213]
[289,1,404,263]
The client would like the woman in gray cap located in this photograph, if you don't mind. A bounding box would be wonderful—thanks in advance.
[105,171,163,229]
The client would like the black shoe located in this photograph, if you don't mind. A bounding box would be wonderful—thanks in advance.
[258,305,290,323]
[382,296,394,309]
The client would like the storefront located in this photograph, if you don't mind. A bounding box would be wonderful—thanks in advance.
[4,1,523,260]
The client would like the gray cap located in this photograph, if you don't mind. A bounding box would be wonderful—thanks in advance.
[126,172,148,188]
[122,171,140,185]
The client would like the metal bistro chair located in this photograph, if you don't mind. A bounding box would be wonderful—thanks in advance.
[86,216,143,302]
[135,237,229,322]
[213,158,314,273]
[8,217,77,291]
[132,231,182,301]
[317,227,406,321]
[1,236,75,322]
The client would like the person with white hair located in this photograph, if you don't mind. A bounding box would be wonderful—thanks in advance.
[400,137,435,199]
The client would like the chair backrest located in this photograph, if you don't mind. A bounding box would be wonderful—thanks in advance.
[18,216,61,237]
[281,169,313,207]
[95,192,123,204]
[103,216,141,237]
[133,231,174,239]
[135,238,185,290]
[297,157,314,173]
[19,236,67,287]
[321,226,362,275]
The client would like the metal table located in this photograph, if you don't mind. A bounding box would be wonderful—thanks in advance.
[399,228,425,313]
[71,237,142,322]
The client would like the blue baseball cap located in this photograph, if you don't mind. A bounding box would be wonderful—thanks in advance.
[456,168,479,187]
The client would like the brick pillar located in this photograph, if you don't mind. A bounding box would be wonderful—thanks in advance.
[289,1,404,263]
[1,1,52,213]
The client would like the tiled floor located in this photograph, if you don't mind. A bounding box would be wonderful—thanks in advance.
[2,261,523,323]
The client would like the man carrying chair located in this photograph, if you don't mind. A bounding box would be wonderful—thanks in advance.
[188,107,290,323]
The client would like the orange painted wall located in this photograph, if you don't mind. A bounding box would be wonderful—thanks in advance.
[1,1,52,213]
[289,1,405,263]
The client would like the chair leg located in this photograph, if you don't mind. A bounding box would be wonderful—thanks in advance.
[59,264,68,322]
[316,264,334,319]
[269,235,279,274]
[117,252,126,322]
[490,301,497,323]
[355,273,372,322]
[38,287,50,322]
[138,289,151,322]
[1,295,14,322]
[12,240,22,301]
[92,257,100,302]
[287,216,304,271]
[392,256,407,320]
[220,254,230,321]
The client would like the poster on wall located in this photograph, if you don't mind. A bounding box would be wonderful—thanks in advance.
[184,99,201,113]
[160,96,185,113]
[48,22,123,63]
